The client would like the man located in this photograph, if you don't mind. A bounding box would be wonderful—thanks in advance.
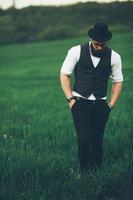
[60,22,123,171]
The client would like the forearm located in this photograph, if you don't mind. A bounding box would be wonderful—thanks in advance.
[109,82,123,108]
[60,73,73,98]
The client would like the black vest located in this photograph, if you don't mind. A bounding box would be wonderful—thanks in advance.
[73,43,112,98]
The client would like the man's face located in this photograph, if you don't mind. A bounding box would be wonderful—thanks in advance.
[91,40,107,52]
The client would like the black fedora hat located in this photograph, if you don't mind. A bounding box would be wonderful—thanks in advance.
[88,22,112,43]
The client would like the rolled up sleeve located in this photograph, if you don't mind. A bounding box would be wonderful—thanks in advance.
[110,51,124,83]
[60,45,80,75]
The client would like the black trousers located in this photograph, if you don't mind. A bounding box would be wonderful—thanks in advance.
[71,98,111,171]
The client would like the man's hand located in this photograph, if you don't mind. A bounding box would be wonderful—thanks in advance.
[109,82,122,108]
[68,99,76,109]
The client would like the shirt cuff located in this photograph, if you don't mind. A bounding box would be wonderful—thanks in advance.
[111,79,123,83]
[60,70,72,75]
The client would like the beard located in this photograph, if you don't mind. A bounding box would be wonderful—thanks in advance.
[90,43,107,58]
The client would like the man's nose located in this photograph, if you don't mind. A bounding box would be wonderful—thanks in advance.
[97,46,102,50]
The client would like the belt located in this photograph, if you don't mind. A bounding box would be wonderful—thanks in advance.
[73,96,105,103]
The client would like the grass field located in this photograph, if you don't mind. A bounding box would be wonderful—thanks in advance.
[0,32,133,200]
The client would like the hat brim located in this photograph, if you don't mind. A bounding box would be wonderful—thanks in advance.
[88,29,112,43]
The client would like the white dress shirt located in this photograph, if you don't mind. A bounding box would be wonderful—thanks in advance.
[61,42,123,100]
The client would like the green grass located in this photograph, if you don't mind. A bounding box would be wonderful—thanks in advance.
[0,31,133,200]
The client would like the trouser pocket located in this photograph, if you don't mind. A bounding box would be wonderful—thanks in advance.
[105,101,112,113]
[71,100,77,111]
